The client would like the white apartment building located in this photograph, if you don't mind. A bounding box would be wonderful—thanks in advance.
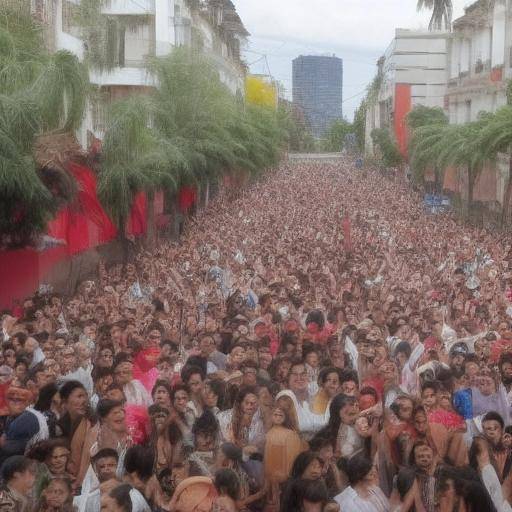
[365,29,449,157]
[445,0,510,208]
[447,0,507,123]
[34,0,249,145]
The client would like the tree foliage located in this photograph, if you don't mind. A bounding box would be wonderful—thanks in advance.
[320,119,353,152]
[407,105,448,131]
[0,4,88,247]
[99,48,286,229]
[477,106,512,157]
[371,128,403,168]
[417,0,453,31]
[408,106,495,215]
[353,100,367,153]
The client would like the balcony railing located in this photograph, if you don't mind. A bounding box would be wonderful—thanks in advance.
[102,0,155,15]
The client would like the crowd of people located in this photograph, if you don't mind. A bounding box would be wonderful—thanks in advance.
[2,160,512,511]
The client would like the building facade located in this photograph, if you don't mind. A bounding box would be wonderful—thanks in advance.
[444,0,509,210]
[365,29,449,157]
[292,55,343,138]
[35,0,248,146]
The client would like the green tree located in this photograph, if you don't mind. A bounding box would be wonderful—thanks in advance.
[407,105,448,189]
[0,4,89,247]
[279,104,315,153]
[353,100,367,153]
[99,48,286,246]
[371,128,403,168]
[417,0,453,31]
[407,105,448,130]
[320,119,353,152]
[409,113,492,218]
[477,105,512,224]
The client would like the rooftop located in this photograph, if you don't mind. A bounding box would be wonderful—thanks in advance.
[453,0,491,31]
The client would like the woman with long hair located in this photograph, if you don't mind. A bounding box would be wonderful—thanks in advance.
[181,365,206,419]
[215,442,269,510]
[27,439,73,498]
[147,404,173,473]
[170,384,194,447]
[36,477,74,512]
[151,380,172,410]
[311,367,342,415]
[34,383,62,438]
[217,386,265,453]
[334,454,389,511]
[79,398,132,501]
[316,393,364,460]
[264,406,304,505]
[280,479,330,512]
[57,380,92,487]
[280,452,326,512]
[290,451,324,481]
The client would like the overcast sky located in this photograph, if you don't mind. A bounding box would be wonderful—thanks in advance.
[234,0,471,120]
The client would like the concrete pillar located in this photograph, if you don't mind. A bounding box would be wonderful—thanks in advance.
[154,0,175,56]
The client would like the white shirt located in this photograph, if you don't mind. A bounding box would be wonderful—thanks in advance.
[275,390,328,439]
[217,408,266,452]
[334,485,390,512]
[400,343,424,396]
[30,347,45,369]
[61,367,94,397]
[481,464,512,512]
[130,488,151,512]
[124,379,153,407]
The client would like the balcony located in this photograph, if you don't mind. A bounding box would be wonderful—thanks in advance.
[90,66,155,87]
[102,0,155,15]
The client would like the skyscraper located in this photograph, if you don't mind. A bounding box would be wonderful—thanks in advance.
[292,55,343,138]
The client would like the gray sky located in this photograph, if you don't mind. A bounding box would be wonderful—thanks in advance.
[234,0,470,120]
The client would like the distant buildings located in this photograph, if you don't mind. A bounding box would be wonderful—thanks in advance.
[292,55,344,138]
[365,0,512,220]
[33,0,249,147]
[444,0,508,211]
[364,29,449,157]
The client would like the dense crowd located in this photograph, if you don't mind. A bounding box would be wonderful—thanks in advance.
[2,160,512,512]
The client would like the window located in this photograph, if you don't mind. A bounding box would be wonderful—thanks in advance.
[62,0,80,37]
[465,100,472,123]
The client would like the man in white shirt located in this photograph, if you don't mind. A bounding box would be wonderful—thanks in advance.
[276,360,328,439]
[78,448,119,512]
[23,337,45,369]
[113,356,152,407]
[59,345,94,396]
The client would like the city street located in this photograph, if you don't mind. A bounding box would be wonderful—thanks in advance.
[3,1,512,511]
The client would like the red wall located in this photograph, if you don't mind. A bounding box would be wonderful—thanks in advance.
[0,164,151,312]
[0,247,68,310]
[394,83,412,158]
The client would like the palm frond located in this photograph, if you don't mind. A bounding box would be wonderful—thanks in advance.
[417,0,453,31]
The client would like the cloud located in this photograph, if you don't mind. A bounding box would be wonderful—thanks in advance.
[234,0,471,120]
[235,0,469,52]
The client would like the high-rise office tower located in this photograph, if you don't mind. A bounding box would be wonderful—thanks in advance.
[292,55,343,138]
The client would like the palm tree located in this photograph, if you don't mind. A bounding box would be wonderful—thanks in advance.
[417,0,453,31]
[409,113,491,220]
[407,105,448,190]
[98,47,287,248]
[436,118,490,216]
[0,4,89,248]
[98,97,163,231]
[477,106,512,224]
[407,105,448,131]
